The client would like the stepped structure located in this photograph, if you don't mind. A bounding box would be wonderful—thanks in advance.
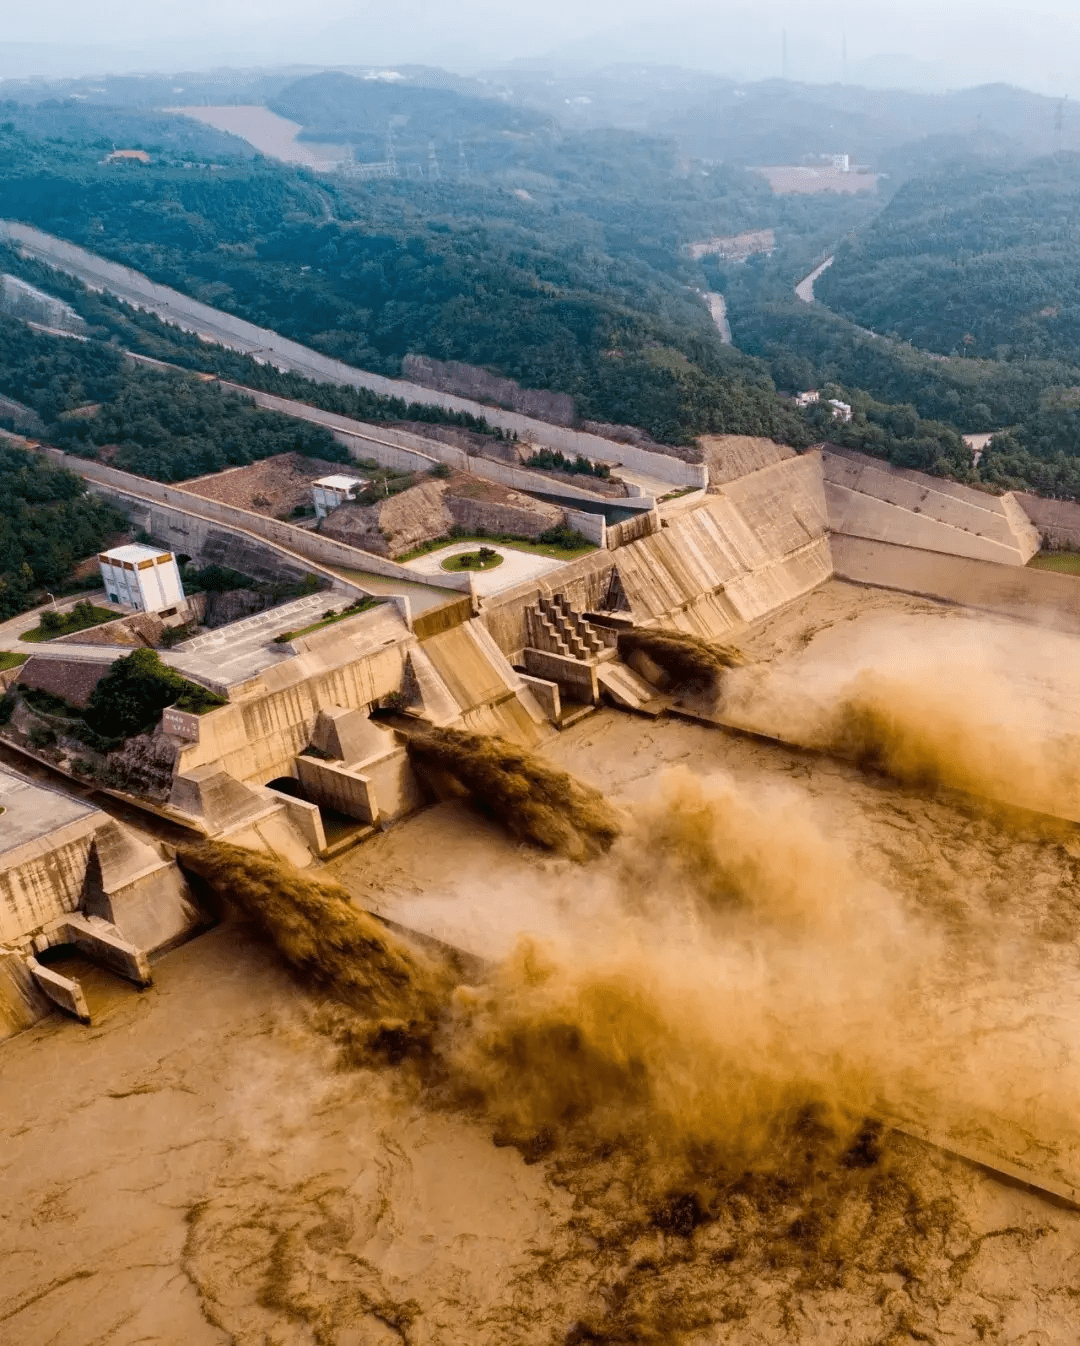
[610,456,831,638]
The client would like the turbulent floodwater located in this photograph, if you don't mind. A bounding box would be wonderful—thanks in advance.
[7,589,1080,1343]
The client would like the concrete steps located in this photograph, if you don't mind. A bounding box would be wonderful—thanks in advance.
[526,595,610,661]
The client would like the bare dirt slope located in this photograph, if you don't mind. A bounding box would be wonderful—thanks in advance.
[181,452,344,518]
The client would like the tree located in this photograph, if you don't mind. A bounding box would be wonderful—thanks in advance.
[84,649,223,739]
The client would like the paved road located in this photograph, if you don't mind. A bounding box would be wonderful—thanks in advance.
[0,220,702,487]
[795,256,835,303]
[702,290,733,344]
[794,252,952,365]
[0,592,121,655]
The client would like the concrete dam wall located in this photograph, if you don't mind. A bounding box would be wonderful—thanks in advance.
[833,534,1080,636]
[822,447,1039,566]
[610,455,832,640]
[1016,493,1080,551]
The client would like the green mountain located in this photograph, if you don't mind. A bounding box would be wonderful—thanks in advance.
[816,156,1080,362]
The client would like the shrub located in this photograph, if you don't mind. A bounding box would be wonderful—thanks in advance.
[28,725,56,749]
[538,524,591,550]
[430,462,451,479]
[0,692,14,725]
[84,649,225,739]
[160,622,197,649]
[38,609,64,634]
[526,449,611,480]
[21,687,76,717]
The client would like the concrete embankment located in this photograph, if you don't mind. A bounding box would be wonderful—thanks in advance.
[0,219,706,489]
[610,455,832,640]
[34,446,465,617]
[822,447,1039,566]
[832,534,1080,636]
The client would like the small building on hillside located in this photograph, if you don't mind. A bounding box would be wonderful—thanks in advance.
[99,545,185,613]
[795,390,820,407]
[827,399,853,423]
[103,149,151,164]
[313,474,368,519]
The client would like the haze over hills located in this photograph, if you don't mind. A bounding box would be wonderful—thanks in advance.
[6,63,1079,173]
[6,58,1080,497]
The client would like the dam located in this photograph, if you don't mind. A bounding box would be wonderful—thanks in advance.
[6,410,1080,1342]
[4,430,1071,1039]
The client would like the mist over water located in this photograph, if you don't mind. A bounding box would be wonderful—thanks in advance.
[721,613,1080,821]
[167,666,1080,1341]
[185,730,1080,1203]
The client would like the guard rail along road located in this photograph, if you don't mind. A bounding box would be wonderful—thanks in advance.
[1,220,707,490]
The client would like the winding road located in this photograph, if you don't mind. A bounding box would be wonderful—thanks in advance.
[795,255,835,304]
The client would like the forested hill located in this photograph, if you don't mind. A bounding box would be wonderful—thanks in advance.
[815,157,1080,361]
[269,73,555,170]
[0,105,875,448]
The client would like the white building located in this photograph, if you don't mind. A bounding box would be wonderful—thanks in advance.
[312,475,368,519]
[827,399,853,423]
[99,545,185,614]
[795,390,820,407]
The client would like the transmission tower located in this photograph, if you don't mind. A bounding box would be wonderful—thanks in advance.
[782,29,789,80]
[386,124,398,179]
[428,140,441,181]
[458,139,470,180]
[1056,98,1066,153]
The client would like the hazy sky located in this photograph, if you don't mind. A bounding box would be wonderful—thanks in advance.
[3,0,1079,95]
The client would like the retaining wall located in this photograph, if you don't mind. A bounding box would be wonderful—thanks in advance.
[564,508,607,547]
[223,387,653,511]
[179,366,661,508]
[832,535,1080,636]
[3,221,705,488]
[822,447,1039,565]
[0,819,98,947]
[1016,493,1080,551]
[38,447,471,599]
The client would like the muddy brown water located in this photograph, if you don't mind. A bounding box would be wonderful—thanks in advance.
[8,582,1080,1343]
[37,947,144,1021]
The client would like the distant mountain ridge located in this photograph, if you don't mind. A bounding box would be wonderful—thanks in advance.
[6,64,1078,176]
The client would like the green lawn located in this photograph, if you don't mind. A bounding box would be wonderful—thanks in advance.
[1028,552,1080,575]
[20,605,117,643]
[0,652,28,672]
[398,532,595,563]
[441,549,505,573]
